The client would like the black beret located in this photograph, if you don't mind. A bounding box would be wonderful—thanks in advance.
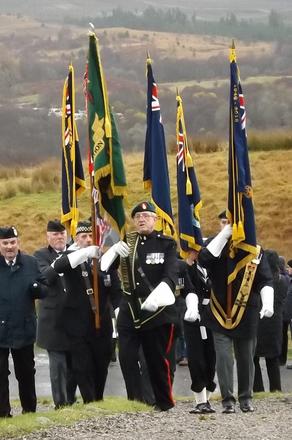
[76,220,92,235]
[0,226,18,239]
[287,259,292,268]
[47,220,65,232]
[131,201,156,218]
[218,210,227,220]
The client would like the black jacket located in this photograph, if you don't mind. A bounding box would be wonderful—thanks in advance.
[198,245,273,338]
[117,231,178,330]
[256,273,288,357]
[53,253,122,341]
[0,252,47,349]
[34,246,71,351]
[283,276,292,322]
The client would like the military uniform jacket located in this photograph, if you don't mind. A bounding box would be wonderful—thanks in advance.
[53,253,122,341]
[179,261,211,327]
[0,252,47,349]
[198,245,273,338]
[118,231,178,330]
[34,246,71,351]
[256,273,288,358]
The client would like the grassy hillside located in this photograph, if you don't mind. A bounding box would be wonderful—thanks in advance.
[1,149,291,260]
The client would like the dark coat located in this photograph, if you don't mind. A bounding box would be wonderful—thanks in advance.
[283,277,292,322]
[198,246,273,338]
[34,246,71,351]
[0,252,47,349]
[117,231,178,331]
[256,274,288,358]
[53,253,122,342]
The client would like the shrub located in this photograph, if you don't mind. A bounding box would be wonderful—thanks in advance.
[0,182,17,200]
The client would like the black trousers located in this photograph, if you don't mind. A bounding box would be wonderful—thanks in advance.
[0,344,36,416]
[184,322,216,393]
[280,320,291,365]
[118,323,175,411]
[69,331,112,403]
[253,356,282,392]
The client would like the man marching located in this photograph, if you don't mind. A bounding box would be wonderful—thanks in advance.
[101,201,178,411]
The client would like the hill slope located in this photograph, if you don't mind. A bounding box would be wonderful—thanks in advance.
[1,149,291,259]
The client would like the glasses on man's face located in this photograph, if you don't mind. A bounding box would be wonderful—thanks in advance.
[133,212,155,220]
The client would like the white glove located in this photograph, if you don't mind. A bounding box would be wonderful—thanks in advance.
[100,241,130,272]
[259,285,274,319]
[141,281,175,312]
[184,293,200,322]
[67,245,99,269]
[207,224,232,257]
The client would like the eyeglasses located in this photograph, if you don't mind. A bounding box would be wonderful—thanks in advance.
[133,213,155,220]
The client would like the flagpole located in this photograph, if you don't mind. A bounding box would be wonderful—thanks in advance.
[85,29,100,329]
[90,173,100,329]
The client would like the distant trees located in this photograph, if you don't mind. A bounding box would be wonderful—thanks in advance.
[75,7,290,43]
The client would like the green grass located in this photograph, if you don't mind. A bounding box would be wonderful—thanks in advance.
[0,398,150,439]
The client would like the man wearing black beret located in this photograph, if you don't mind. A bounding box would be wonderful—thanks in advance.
[34,220,72,409]
[101,201,178,411]
[0,226,47,417]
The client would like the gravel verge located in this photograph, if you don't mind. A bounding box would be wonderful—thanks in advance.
[8,397,292,440]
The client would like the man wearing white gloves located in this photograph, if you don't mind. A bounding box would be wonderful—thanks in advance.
[181,251,216,414]
[101,201,178,411]
[50,220,123,404]
[198,220,274,414]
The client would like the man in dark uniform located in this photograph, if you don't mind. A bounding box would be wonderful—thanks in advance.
[101,201,178,411]
[0,226,47,417]
[181,250,216,414]
[51,220,122,403]
[198,223,274,413]
[34,220,72,409]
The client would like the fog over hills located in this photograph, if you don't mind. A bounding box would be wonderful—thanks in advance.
[0,0,292,22]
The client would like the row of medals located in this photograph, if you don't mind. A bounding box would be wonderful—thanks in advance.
[146,253,165,264]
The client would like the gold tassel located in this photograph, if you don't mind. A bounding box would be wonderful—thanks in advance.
[232,222,238,241]
[237,221,245,241]
[186,178,192,195]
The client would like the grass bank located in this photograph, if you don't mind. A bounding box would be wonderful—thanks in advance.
[0,398,149,439]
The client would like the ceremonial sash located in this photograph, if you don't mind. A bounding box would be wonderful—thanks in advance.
[210,246,261,330]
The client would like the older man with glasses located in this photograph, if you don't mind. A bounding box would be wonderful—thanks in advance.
[101,201,178,411]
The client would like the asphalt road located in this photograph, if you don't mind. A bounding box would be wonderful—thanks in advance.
[9,348,292,400]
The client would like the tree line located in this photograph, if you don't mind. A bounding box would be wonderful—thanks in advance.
[74,7,291,43]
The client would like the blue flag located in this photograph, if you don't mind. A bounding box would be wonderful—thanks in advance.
[143,57,176,238]
[176,94,203,258]
[227,44,258,284]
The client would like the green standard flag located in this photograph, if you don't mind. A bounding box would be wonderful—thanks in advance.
[86,32,127,236]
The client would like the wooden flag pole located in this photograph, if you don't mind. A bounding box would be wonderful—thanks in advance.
[90,173,100,329]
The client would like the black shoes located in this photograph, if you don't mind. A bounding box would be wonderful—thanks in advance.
[239,401,254,413]
[153,404,174,412]
[222,403,236,414]
[190,401,216,414]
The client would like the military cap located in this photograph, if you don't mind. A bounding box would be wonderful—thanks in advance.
[218,210,227,220]
[47,220,65,232]
[131,201,156,218]
[76,220,92,235]
[0,226,18,239]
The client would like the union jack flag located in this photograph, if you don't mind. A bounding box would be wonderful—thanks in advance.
[92,187,111,247]
[227,43,257,284]
[176,94,203,258]
[143,56,176,238]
